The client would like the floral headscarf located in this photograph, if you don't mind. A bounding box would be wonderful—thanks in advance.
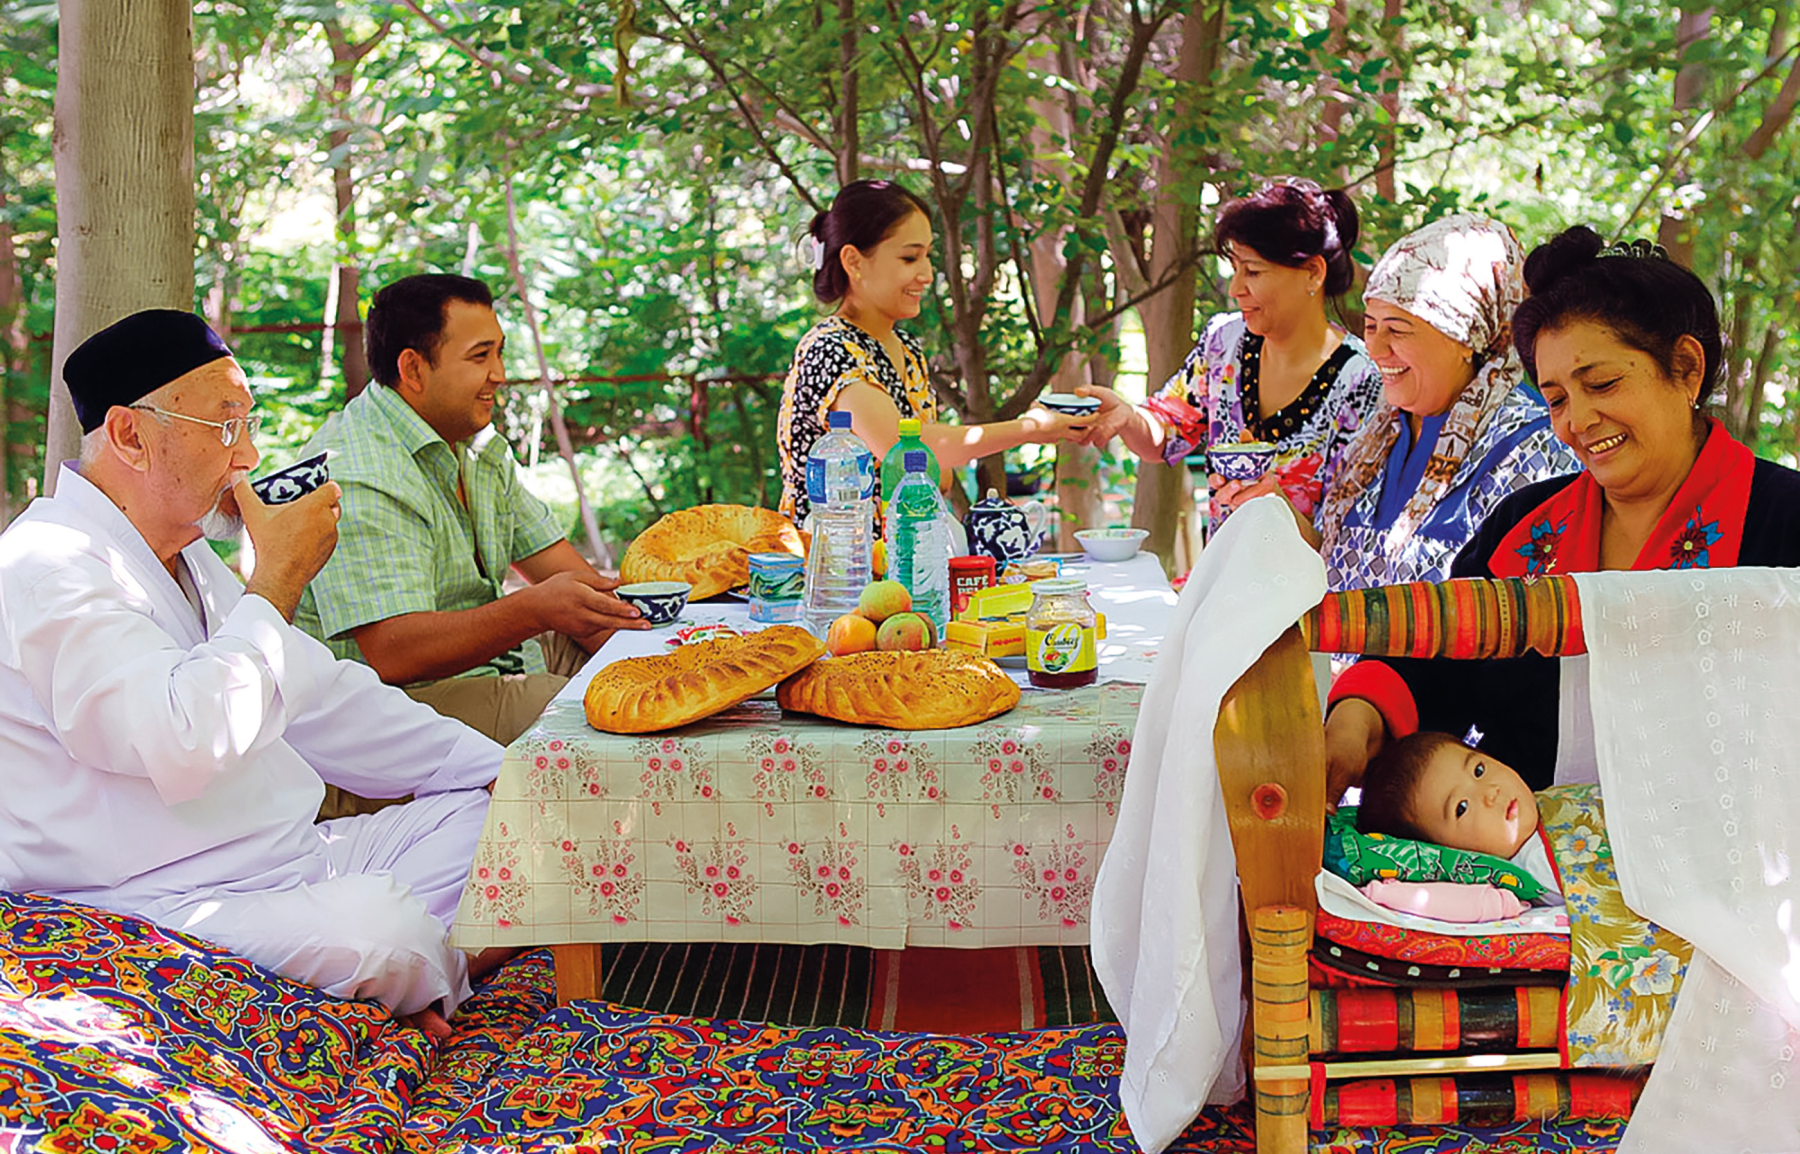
[1316,214,1528,558]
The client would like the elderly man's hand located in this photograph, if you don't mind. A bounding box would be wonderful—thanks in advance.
[238,478,341,621]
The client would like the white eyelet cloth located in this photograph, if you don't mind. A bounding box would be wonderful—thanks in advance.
[1575,567,1800,1154]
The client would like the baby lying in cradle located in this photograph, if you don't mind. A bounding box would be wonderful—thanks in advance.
[1356,731,1563,921]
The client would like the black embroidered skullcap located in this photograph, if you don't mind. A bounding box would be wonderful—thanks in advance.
[63,309,234,433]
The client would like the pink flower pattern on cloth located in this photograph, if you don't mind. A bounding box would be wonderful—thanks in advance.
[456,681,1145,950]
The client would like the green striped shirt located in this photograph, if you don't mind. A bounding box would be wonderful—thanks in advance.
[294,384,566,679]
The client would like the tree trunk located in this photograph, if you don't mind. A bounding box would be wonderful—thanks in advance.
[1128,0,1219,576]
[1375,0,1402,201]
[0,183,23,525]
[1024,36,1099,547]
[324,17,383,401]
[834,0,858,184]
[48,0,196,491]
[1658,5,1713,265]
[1317,0,1350,170]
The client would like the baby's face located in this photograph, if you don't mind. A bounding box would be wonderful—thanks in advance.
[1408,743,1538,858]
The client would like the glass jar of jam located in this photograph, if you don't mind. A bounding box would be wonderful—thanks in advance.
[1025,578,1098,689]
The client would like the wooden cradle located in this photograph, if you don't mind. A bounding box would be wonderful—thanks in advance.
[1215,574,1627,1154]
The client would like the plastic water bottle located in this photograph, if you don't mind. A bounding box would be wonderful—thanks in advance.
[880,417,940,507]
[802,411,875,636]
[885,449,951,631]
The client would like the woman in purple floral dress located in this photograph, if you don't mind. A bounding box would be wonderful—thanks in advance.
[1080,179,1383,533]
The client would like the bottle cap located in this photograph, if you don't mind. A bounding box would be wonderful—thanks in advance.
[904,450,928,472]
[898,417,922,436]
[828,411,853,430]
[1032,578,1088,596]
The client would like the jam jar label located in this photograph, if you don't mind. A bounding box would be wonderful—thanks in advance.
[1027,622,1096,674]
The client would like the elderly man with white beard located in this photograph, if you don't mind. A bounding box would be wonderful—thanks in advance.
[0,309,507,1040]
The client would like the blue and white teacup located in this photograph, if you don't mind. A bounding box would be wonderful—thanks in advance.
[250,452,331,505]
[1207,440,1277,483]
[616,581,692,627]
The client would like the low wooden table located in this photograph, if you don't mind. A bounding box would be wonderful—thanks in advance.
[451,553,1175,1004]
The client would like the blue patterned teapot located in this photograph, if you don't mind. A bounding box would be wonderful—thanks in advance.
[965,488,1048,564]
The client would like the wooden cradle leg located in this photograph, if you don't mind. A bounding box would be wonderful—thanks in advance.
[1214,626,1326,1154]
[1251,906,1312,1154]
[552,943,604,1005]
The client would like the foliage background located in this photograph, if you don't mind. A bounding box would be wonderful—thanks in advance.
[2,0,1797,561]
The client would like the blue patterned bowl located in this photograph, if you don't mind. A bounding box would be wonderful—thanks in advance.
[250,451,331,505]
[1040,392,1101,417]
[616,581,692,626]
[1207,441,1276,482]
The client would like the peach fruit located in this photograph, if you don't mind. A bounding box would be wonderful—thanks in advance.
[857,579,912,623]
[827,613,879,656]
[875,611,933,652]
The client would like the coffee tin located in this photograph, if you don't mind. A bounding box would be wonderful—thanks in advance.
[948,554,998,617]
[747,553,805,623]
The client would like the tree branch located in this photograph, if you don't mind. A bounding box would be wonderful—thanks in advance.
[500,167,609,560]
[1621,41,1800,231]
[394,0,609,99]
[1744,44,1800,158]
[1009,2,1171,409]
[643,0,825,213]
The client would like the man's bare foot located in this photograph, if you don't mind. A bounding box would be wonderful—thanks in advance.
[401,1006,453,1043]
[468,945,525,984]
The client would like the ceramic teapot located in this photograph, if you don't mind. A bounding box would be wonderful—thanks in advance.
[965,488,1048,564]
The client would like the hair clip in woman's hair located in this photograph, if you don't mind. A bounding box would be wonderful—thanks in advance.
[1597,238,1668,261]
[807,236,828,271]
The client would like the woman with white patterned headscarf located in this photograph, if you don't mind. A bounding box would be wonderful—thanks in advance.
[1314,214,1579,590]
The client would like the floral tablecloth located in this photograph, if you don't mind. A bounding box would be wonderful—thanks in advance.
[452,555,1172,951]
[451,681,1144,950]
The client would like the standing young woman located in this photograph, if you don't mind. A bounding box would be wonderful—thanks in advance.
[776,180,1084,523]
[1077,179,1383,533]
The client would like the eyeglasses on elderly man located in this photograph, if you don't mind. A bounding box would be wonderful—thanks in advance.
[129,403,263,447]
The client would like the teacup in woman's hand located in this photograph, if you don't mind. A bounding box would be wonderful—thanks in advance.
[1206,440,1276,483]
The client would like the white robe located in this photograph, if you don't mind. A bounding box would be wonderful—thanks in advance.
[0,465,503,1015]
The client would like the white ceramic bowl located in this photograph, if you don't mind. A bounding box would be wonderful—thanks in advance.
[1074,527,1149,562]
[616,580,693,626]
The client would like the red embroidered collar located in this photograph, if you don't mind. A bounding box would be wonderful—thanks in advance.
[1490,418,1752,577]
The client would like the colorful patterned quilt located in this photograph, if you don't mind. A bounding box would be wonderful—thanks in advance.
[1537,785,1691,1067]
[0,888,439,1152]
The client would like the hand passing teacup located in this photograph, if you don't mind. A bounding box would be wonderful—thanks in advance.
[1205,439,1277,520]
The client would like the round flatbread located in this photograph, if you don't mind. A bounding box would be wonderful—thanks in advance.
[584,625,826,734]
[777,649,1021,730]
[620,504,805,601]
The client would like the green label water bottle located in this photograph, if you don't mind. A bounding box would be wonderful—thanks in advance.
[881,417,940,505]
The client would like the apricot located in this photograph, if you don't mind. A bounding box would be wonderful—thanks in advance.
[827,613,878,656]
[872,539,887,579]
[876,611,933,652]
[857,579,912,623]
